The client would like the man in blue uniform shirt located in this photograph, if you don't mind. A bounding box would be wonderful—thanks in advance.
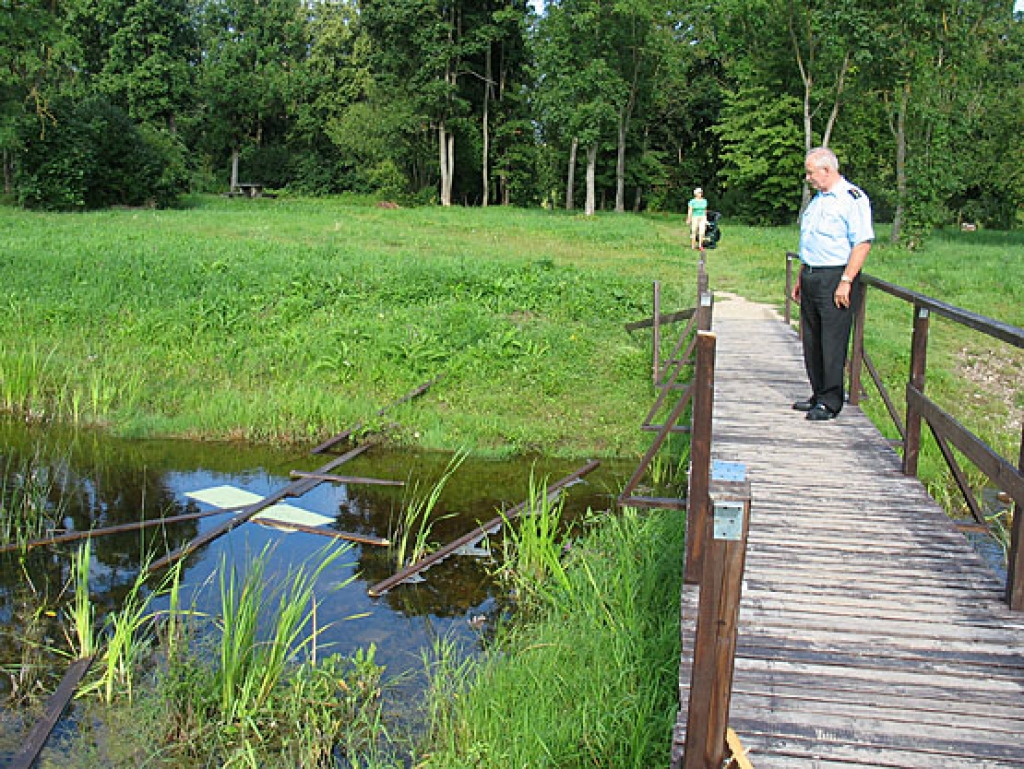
[791,147,874,421]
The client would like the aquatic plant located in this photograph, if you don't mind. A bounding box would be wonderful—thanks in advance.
[66,540,98,660]
[497,471,572,599]
[278,647,389,768]
[390,448,467,568]
[0,448,64,549]
[215,543,350,726]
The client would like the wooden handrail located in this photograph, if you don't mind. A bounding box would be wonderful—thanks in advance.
[861,275,1024,348]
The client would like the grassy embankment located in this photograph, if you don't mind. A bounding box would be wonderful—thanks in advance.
[0,196,695,458]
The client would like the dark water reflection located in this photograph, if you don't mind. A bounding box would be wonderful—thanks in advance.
[0,419,634,734]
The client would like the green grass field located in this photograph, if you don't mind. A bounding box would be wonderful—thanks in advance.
[1,195,1020,482]
[1,197,694,456]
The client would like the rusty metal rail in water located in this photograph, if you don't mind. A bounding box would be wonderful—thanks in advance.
[367,460,601,597]
[148,377,440,572]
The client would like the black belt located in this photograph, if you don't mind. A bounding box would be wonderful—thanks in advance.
[801,264,846,274]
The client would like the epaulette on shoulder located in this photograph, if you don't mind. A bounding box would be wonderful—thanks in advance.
[848,187,863,199]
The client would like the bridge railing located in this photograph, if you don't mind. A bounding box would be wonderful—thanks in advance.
[785,252,1024,609]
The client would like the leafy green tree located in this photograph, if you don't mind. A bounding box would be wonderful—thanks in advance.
[858,0,1020,242]
[0,0,77,193]
[196,0,306,189]
[15,94,187,209]
[713,84,804,223]
[99,0,198,131]
[533,0,622,214]
[641,4,723,211]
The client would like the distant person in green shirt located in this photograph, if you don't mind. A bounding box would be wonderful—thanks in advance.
[687,187,709,250]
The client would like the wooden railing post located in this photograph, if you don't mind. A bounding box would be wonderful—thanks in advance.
[683,463,751,769]
[1008,424,1024,610]
[848,281,867,406]
[903,304,930,477]
[653,281,662,386]
[684,332,716,584]
[696,289,713,333]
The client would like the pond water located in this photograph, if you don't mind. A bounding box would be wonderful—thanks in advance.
[0,419,636,756]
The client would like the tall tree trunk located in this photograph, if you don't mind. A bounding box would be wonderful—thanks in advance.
[615,62,639,213]
[633,127,650,213]
[615,112,627,213]
[789,8,851,216]
[891,82,910,243]
[230,148,240,192]
[585,143,597,217]
[481,46,492,207]
[3,148,11,195]
[821,51,850,148]
[791,8,815,215]
[566,136,578,211]
[439,122,454,206]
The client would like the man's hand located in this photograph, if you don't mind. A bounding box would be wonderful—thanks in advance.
[834,280,852,308]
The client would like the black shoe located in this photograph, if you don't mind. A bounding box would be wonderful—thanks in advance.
[806,404,837,421]
[792,399,816,412]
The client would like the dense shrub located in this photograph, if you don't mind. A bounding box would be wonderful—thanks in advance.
[15,95,188,210]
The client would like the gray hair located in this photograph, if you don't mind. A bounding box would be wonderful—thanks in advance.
[806,147,839,172]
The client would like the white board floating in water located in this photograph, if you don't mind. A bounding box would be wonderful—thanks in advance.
[185,485,335,529]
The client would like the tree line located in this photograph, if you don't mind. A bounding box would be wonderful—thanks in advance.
[2,0,1020,239]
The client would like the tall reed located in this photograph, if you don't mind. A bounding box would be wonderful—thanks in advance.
[497,471,572,600]
[0,448,64,549]
[66,540,97,659]
[216,542,350,725]
[94,559,186,704]
[390,448,467,568]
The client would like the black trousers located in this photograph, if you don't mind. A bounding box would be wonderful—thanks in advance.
[800,266,859,414]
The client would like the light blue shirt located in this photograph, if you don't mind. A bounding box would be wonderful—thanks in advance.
[799,177,874,267]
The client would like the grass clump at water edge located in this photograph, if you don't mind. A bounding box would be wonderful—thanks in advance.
[420,504,684,768]
[40,542,403,769]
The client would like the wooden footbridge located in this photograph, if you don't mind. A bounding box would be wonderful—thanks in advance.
[624,265,1024,768]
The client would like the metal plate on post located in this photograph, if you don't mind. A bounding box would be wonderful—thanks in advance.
[713,500,744,541]
[712,460,746,483]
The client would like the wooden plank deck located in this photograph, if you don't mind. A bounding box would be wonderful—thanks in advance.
[671,300,1024,769]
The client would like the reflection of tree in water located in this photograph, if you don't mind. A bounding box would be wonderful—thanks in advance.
[380,557,496,619]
